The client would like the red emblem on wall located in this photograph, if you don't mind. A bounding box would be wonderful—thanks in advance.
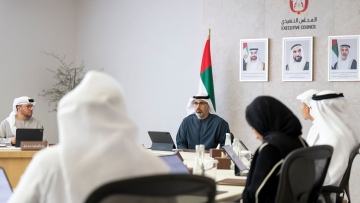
[290,0,309,14]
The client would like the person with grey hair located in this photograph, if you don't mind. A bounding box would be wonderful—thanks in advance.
[332,44,357,70]
[296,89,319,145]
[310,90,360,187]
[286,44,309,71]
[0,96,43,145]
[176,93,230,150]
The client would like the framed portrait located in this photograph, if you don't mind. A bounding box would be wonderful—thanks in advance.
[282,36,313,81]
[328,35,360,81]
[239,38,268,82]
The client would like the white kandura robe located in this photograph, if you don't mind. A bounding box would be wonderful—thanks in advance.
[305,122,319,146]
[8,71,169,203]
[310,93,360,186]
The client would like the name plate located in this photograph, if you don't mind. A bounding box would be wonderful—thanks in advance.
[21,141,47,151]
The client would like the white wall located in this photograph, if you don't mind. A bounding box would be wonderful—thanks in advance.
[203,0,360,201]
[0,0,77,143]
[75,0,203,147]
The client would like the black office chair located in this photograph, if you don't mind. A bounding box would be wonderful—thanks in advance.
[85,174,216,203]
[321,144,360,203]
[275,145,333,203]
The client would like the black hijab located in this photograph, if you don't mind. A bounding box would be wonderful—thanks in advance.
[245,96,302,138]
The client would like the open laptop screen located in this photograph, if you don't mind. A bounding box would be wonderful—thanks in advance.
[15,128,44,147]
[0,168,12,203]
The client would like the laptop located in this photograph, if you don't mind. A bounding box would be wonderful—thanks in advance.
[16,128,44,148]
[148,131,176,151]
[0,167,12,203]
[159,154,190,174]
[222,145,249,176]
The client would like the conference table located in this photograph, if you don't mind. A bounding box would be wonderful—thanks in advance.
[0,147,38,188]
[152,150,245,202]
[0,147,244,202]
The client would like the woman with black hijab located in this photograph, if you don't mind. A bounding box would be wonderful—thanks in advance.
[242,96,308,203]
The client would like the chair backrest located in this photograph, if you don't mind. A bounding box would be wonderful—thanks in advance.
[85,174,216,203]
[338,144,360,188]
[275,145,333,203]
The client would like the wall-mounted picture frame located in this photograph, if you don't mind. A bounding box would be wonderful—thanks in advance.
[328,35,360,81]
[282,36,313,81]
[239,38,268,82]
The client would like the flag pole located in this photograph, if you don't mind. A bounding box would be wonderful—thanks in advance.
[208,29,211,39]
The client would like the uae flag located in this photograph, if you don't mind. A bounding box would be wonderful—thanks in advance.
[243,42,249,63]
[332,39,339,68]
[198,38,216,112]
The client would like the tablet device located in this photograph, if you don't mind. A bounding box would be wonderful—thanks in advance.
[148,131,176,151]
[0,167,12,203]
[222,145,249,176]
[159,154,190,174]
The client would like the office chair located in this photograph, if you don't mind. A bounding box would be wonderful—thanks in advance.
[275,145,333,203]
[85,174,216,203]
[321,144,360,203]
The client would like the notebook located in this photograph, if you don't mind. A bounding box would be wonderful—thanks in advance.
[222,145,249,176]
[15,128,44,148]
[159,154,190,174]
[148,131,176,151]
[0,167,12,203]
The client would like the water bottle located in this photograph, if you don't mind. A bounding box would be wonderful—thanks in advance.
[225,133,232,146]
[193,144,205,175]
[232,138,241,156]
[230,138,240,170]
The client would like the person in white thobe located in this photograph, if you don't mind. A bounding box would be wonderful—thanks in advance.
[8,71,169,203]
[310,90,360,187]
[0,96,43,145]
[296,89,319,145]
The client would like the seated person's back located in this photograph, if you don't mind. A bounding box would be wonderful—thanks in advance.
[8,71,169,203]
[241,96,308,203]
[310,90,360,186]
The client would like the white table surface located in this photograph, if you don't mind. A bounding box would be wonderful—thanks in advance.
[150,150,245,202]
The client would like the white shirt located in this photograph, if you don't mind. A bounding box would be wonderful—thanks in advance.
[306,122,319,146]
[8,71,169,203]
[310,94,360,186]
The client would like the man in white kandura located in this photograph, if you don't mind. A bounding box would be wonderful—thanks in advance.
[8,71,169,203]
[310,90,360,187]
[0,96,43,145]
[296,89,319,145]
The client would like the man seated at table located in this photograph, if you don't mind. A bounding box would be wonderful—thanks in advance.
[176,93,230,150]
[8,71,169,203]
[0,96,43,145]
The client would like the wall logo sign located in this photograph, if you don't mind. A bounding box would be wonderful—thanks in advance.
[290,0,308,14]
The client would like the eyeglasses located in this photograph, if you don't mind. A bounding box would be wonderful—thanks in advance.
[194,102,207,106]
[21,105,34,110]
